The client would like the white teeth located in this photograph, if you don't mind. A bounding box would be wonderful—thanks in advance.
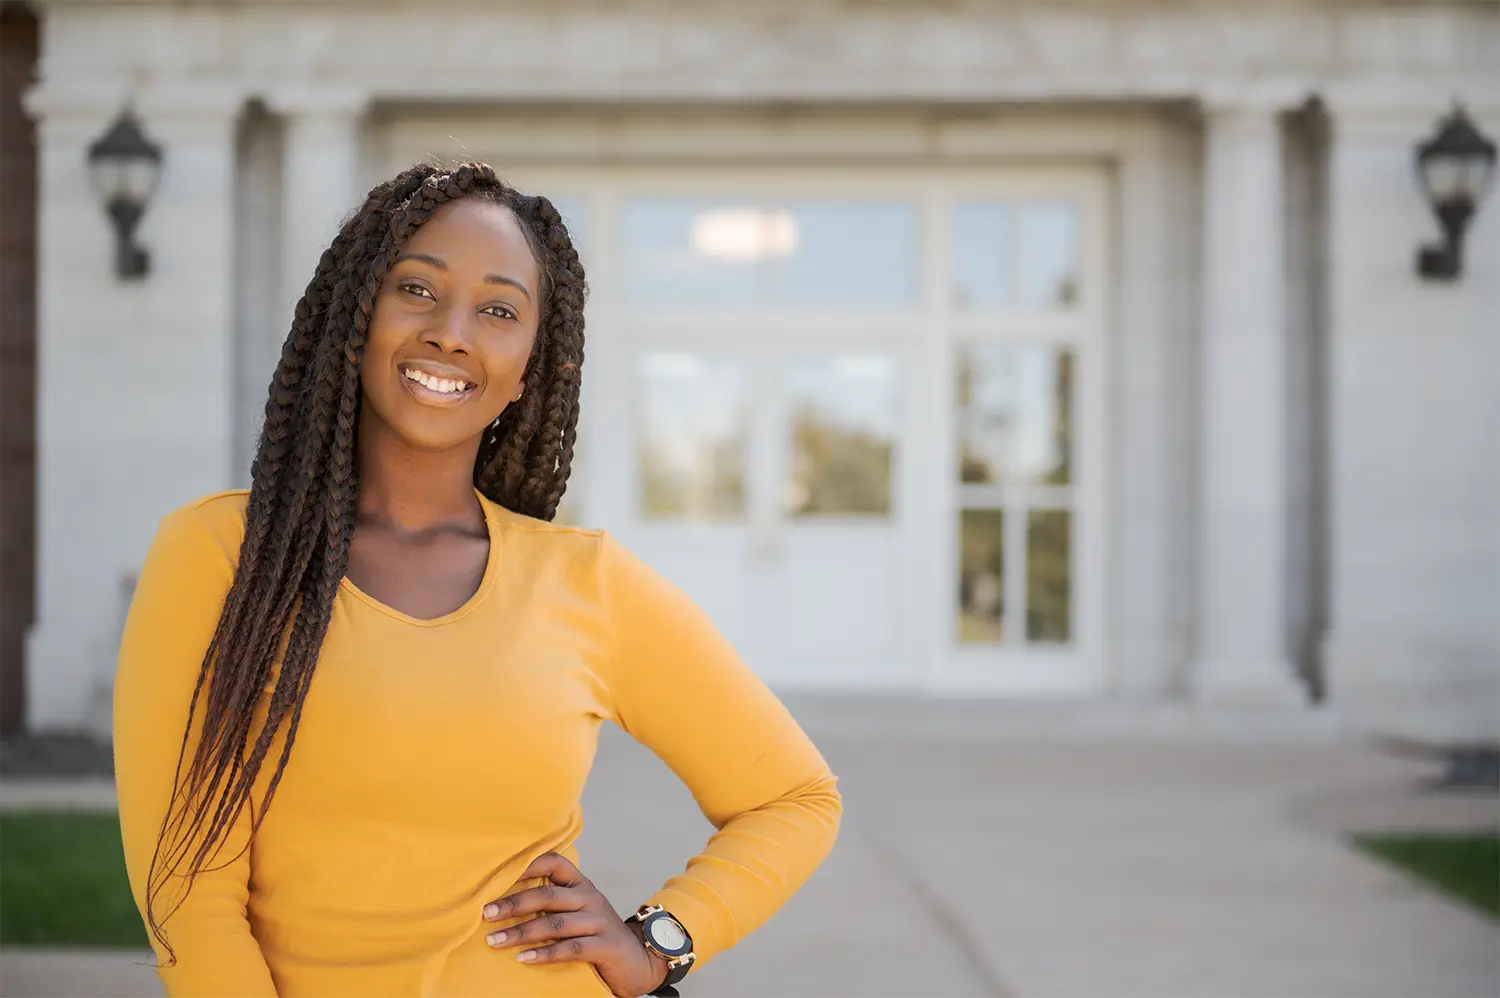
[401,368,468,395]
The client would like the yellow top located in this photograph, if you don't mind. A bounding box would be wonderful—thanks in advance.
[114,490,841,997]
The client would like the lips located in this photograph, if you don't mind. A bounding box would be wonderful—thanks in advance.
[398,363,479,406]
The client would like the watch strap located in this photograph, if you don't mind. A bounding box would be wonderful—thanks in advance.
[651,956,692,994]
[629,905,694,996]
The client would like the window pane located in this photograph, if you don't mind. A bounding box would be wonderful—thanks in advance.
[952,202,1012,308]
[1026,509,1072,643]
[1018,201,1080,308]
[637,354,746,520]
[958,509,1004,643]
[621,199,761,308]
[784,356,899,517]
[768,200,917,308]
[956,343,1073,486]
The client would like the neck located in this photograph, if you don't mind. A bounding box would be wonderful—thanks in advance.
[354,408,485,534]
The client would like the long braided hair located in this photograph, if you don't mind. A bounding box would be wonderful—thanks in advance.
[142,162,587,966]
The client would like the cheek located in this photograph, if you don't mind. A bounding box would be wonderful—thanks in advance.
[364,303,402,355]
[487,332,538,382]
[360,311,403,382]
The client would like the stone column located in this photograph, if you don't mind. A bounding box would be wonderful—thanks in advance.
[24,84,242,732]
[1191,103,1307,705]
[270,91,365,325]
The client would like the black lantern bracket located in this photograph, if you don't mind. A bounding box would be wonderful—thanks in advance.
[1415,103,1497,281]
[86,107,164,280]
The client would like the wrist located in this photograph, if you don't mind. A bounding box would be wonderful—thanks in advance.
[626,919,670,989]
[624,904,694,996]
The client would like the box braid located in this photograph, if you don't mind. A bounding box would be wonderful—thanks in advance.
[141,162,587,967]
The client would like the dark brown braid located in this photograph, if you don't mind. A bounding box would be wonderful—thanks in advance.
[141,162,588,967]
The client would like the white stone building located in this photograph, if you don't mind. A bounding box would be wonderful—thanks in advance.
[8,0,1498,742]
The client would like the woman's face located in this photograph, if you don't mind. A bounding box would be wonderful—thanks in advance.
[360,198,542,454]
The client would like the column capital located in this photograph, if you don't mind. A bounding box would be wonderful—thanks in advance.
[1198,83,1308,121]
[261,86,371,122]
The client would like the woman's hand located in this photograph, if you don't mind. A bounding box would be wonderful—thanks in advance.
[482,852,669,998]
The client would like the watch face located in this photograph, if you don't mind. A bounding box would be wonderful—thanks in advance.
[648,915,688,952]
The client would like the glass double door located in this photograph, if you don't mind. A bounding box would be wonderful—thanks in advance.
[519,166,1107,692]
[625,339,915,688]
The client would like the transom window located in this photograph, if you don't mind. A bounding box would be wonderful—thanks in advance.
[620,198,918,309]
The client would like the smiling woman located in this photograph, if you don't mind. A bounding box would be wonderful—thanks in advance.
[111,162,842,997]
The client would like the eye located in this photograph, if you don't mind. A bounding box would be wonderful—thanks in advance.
[483,304,520,321]
[399,282,434,300]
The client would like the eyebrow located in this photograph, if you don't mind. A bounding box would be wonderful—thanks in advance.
[394,253,533,302]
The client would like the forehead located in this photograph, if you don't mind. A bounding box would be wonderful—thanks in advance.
[403,198,539,280]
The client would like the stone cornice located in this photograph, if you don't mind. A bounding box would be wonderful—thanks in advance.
[28,1,1499,117]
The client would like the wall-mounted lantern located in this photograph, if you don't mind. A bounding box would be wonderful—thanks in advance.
[86,107,163,280]
[1415,103,1496,281]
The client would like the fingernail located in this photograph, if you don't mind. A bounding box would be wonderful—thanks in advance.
[518,950,536,962]
[487,931,507,946]
[483,904,500,920]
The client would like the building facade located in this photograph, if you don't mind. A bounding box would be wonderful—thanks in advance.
[15,0,1500,741]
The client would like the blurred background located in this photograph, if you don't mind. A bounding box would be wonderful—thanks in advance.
[1,1,1497,995]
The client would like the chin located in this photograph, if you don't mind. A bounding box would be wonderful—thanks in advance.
[394,420,488,454]
[367,395,490,454]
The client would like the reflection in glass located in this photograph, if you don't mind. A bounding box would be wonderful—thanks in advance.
[784,356,899,517]
[637,355,746,520]
[952,202,1012,308]
[1026,509,1072,642]
[769,201,917,308]
[621,199,761,308]
[1018,201,1079,307]
[958,509,1004,643]
[622,197,917,309]
[956,344,1073,485]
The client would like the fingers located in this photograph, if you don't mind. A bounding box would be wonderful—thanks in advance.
[483,852,595,922]
[483,881,588,922]
[514,935,605,966]
[518,851,588,888]
[485,910,602,951]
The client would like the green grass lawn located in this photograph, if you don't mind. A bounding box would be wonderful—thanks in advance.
[1354,832,1500,919]
[1,811,149,946]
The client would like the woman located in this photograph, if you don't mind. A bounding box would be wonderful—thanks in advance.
[114,162,842,997]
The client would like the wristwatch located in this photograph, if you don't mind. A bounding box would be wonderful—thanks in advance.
[624,903,695,997]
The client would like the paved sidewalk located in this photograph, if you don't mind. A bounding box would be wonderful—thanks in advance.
[3,711,1497,997]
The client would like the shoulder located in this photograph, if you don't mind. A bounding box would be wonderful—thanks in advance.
[151,489,250,574]
[479,493,605,553]
[472,496,659,596]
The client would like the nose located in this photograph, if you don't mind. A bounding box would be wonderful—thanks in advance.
[422,301,471,355]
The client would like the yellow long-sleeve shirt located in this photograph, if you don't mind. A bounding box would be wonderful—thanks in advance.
[114,489,841,997]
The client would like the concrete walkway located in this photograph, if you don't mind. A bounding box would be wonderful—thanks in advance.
[3,709,1497,997]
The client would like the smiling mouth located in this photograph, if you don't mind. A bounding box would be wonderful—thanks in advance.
[399,365,478,404]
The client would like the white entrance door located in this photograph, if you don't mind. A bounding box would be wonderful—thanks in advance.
[492,165,1107,695]
[593,183,924,688]
[626,339,915,688]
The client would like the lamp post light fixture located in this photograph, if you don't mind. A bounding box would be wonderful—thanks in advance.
[1414,103,1496,281]
[86,107,163,280]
